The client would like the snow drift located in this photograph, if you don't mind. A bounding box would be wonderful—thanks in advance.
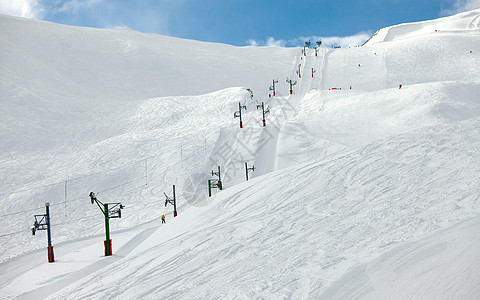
[1,8,480,299]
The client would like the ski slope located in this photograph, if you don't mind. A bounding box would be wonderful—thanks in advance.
[1,8,480,299]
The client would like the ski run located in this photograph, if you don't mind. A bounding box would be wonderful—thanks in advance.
[1,8,480,299]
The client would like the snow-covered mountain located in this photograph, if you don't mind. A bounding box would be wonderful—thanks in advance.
[0,9,479,299]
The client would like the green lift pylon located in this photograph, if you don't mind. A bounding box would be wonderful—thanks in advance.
[208,166,223,197]
[32,202,55,263]
[302,41,311,57]
[89,192,124,256]
[269,79,278,97]
[286,78,297,95]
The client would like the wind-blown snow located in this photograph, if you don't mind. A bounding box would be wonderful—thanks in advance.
[1,9,480,299]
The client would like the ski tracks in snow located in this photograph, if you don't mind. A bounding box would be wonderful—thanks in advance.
[319,217,480,299]
[13,224,159,300]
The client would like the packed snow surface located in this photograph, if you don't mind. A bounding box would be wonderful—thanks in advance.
[1,9,480,299]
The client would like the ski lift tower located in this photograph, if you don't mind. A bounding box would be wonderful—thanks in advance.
[256,102,270,127]
[286,78,297,95]
[304,40,311,56]
[245,162,255,181]
[31,202,55,263]
[269,79,278,97]
[164,185,178,217]
[234,102,247,128]
[208,166,223,197]
[89,192,124,256]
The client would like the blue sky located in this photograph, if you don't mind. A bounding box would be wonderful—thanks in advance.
[1,0,479,47]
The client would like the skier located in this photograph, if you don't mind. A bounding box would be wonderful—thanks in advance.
[399,84,403,89]
[161,214,166,224]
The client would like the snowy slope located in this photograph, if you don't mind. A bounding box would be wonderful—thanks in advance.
[320,217,480,299]
[0,14,297,151]
[323,16,480,91]
[0,13,296,263]
[365,8,480,45]
[1,8,480,299]
[21,117,478,299]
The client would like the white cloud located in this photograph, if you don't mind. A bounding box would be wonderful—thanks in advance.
[247,37,286,47]
[265,37,287,47]
[249,37,287,47]
[0,0,44,19]
[441,0,480,15]
[0,0,104,19]
[57,0,102,14]
[108,23,130,30]
[247,32,372,48]
[246,39,258,46]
